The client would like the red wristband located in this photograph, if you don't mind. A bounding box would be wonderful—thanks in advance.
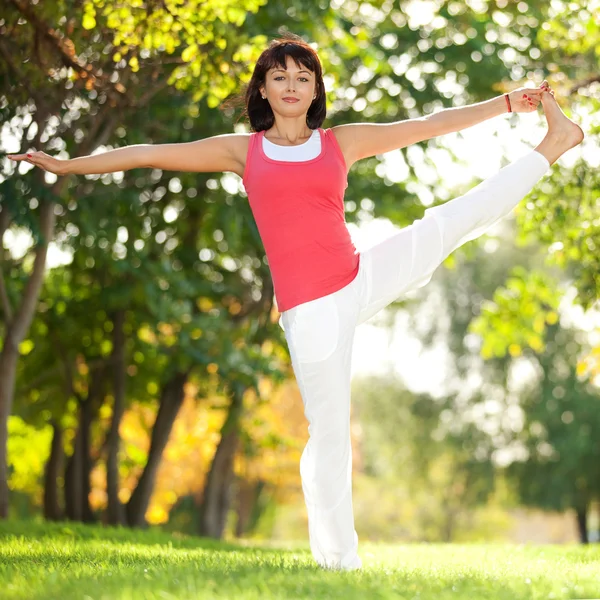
[505,93,512,113]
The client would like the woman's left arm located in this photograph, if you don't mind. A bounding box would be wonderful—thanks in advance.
[423,87,544,135]
[334,84,547,167]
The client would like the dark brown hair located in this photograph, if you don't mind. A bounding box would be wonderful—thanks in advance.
[224,33,326,132]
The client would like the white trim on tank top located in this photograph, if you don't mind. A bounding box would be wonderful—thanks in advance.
[262,128,321,162]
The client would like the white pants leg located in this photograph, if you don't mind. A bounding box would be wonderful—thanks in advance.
[355,150,550,325]
[281,281,362,571]
[279,149,550,570]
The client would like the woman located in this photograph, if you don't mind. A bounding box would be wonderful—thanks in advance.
[8,34,584,571]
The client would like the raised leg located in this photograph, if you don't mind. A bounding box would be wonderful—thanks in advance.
[355,90,584,326]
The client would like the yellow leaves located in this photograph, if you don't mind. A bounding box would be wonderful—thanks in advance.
[546,311,559,325]
[164,37,176,54]
[181,44,198,63]
[100,339,113,356]
[19,339,34,356]
[576,340,600,380]
[83,14,97,30]
[128,56,139,72]
[157,322,175,336]
[198,297,214,311]
[207,94,221,109]
[533,314,547,335]
[106,11,121,29]
[225,6,247,26]
[207,363,219,374]
[146,504,168,524]
[526,334,545,354]
[227,300,242,315]
[481,344,494,361]
[138,325,156,344]
[152,30,164,49]
[508,344,522,358]
[7,416,53,500]
[85,374,308,523]
[576,360,588,377]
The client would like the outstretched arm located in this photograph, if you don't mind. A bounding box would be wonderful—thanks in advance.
[334,83,548,166]
[6,133,249,177]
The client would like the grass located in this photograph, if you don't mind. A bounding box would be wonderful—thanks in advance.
[1,519,600,599]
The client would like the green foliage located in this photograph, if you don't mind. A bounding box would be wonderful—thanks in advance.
[505,324,600,512]
[469,267,562,358]
[352,374,497,542]
[395,210,600,521]
[2,0,597,528]
[81,0,268,105]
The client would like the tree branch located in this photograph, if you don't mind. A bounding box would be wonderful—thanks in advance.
[0,39,57,116]
[8,0,126,99]
[569,75,600,96]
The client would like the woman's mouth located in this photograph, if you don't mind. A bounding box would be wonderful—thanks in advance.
[283,97,300,103]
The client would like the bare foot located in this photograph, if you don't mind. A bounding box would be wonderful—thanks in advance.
[541,91,584,146]
[535,91,584,165]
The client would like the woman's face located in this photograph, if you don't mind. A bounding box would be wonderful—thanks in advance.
[259,55,317,120]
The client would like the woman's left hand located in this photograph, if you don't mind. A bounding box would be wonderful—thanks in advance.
[509,80,553,113]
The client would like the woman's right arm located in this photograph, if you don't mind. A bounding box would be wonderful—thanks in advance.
[7,133,249,177]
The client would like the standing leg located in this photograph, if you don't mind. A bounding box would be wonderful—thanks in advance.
[280,280,362,570]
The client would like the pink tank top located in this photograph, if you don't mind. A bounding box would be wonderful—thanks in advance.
[242,127,360,313]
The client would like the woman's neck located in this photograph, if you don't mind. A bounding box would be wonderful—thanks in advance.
[265,119,314,145]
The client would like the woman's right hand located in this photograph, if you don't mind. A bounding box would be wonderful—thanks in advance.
[6,150,69,175]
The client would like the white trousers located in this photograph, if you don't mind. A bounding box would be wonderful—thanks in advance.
[279,150,550,570]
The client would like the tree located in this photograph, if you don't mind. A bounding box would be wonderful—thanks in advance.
[0,0,269,518]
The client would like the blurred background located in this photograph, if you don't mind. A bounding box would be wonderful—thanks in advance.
[1,0,599,545]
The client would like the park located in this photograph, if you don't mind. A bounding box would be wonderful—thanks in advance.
[1,0,599,598]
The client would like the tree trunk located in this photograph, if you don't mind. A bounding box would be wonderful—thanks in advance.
[126,371,189,527]
[0,34,124,515]
[43,419,64,521]
[576,504,589,544]
[81,387,101,524]
[0,201,56,518]
[106,309,127,526]
[64,367,105,522]
[198,389,244,539]
[235,478,266,537]
[64,418,84,521]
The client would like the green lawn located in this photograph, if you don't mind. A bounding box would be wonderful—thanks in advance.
[1,520,600,599]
